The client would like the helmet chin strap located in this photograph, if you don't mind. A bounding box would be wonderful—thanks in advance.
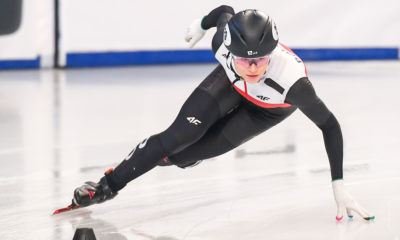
[232,76,241,85]
[229,57,243,85]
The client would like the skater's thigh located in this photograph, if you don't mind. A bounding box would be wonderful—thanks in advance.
[168,103,288,166]
[158,65,241,156]
[196,65,242,114]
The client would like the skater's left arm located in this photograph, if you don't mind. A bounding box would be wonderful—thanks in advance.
[286,77,374,221]
[286,77,343,180]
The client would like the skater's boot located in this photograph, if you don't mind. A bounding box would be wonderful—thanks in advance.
[73,169,118,207]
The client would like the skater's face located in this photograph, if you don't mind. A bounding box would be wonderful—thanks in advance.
[233,56,270,84]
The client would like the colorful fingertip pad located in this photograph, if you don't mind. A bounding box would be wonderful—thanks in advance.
[337,216,375,221]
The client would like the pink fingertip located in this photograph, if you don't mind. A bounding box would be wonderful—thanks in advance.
[336,216,343,221]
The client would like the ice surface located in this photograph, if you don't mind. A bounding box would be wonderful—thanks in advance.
[0,61,399,240]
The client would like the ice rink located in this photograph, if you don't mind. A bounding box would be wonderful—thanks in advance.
[0,61,399,240]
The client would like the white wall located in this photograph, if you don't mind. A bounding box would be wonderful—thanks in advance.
[0,0,54,67]
[59,0,400,55]
[1,0,399,66]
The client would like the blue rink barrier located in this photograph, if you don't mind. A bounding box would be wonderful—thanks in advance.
[294,48,399,61]
[66,49,216,67]
[66,47,399,67]
[0,48,398,69]
[0,56,40,69]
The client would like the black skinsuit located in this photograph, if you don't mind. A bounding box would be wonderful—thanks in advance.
[105,6,343,192]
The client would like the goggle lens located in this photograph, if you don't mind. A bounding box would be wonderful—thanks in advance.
[233,56,270,67]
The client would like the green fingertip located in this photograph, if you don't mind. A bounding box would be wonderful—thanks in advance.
[332,178,343,182]
[364,216,375,221]
[200,16,207,30]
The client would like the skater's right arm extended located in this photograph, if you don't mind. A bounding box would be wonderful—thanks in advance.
[184,5,234,49]
[200,5,234,30]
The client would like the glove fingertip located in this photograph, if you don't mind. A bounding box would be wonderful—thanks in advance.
[336,216,344,221]
[364,216,375,221]
[189,39,198,48]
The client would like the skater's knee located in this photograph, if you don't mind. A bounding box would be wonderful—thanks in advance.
[156,157,174,167]
[164,155,203,169]
[158,129,202,156]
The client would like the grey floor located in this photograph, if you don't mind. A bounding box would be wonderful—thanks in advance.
[0,61,399,240]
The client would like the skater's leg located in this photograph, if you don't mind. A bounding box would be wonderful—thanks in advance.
[105,65,242,192]
[168,103,296,167]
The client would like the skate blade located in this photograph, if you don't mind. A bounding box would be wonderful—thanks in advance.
[53,203,79,215]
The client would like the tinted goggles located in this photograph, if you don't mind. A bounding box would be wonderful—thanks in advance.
[233,55,271,67]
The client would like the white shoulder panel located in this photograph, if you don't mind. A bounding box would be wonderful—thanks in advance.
[265,44,308,98]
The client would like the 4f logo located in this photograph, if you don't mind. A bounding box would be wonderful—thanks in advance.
[257,95,270,101]
[187,117,202,125]
[125,138,148,160]
[247,50,258,56]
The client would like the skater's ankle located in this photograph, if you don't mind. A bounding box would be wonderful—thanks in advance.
[103,169,126,193]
